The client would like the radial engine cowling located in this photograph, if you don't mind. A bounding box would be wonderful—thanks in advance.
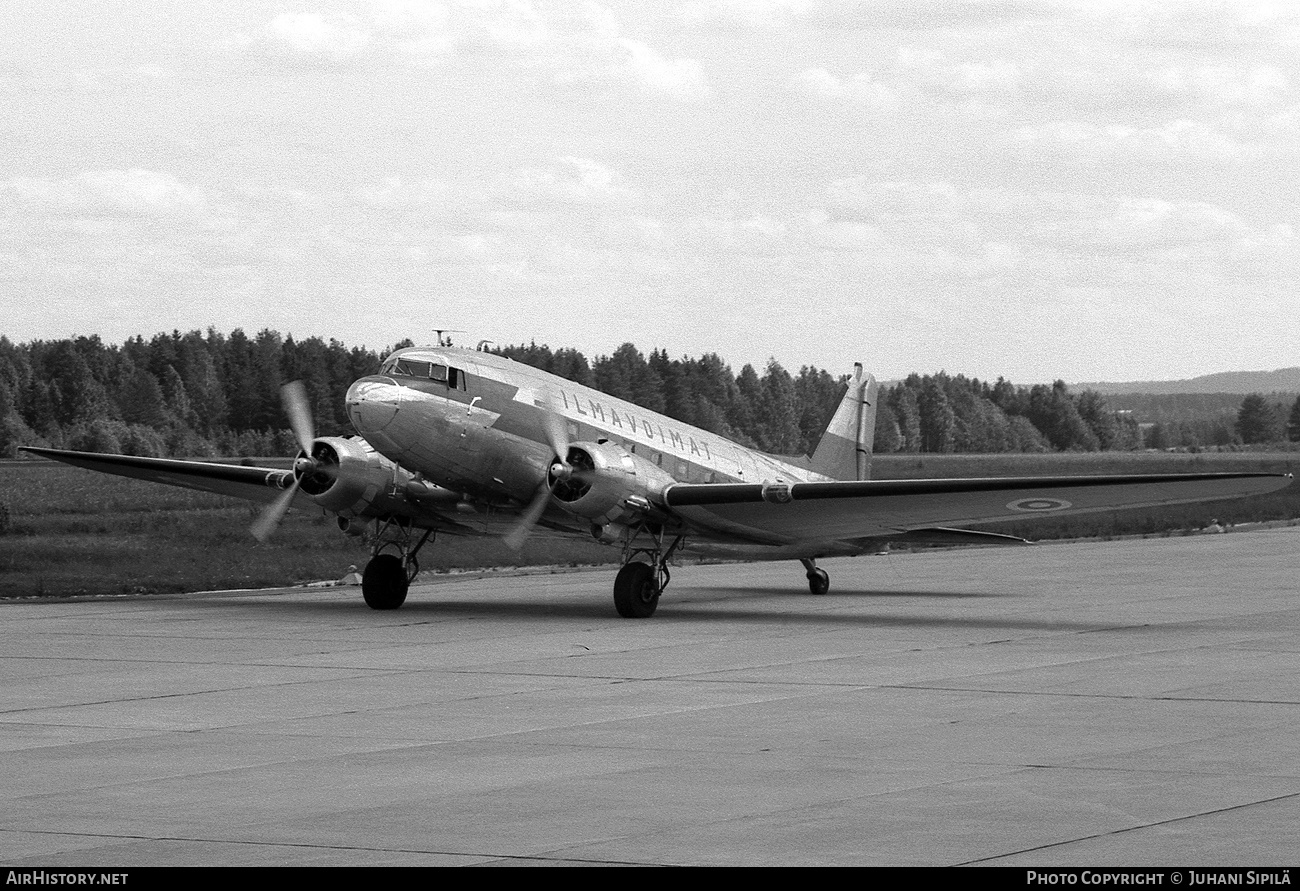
[549,440,676,527]
[295,436,408,518]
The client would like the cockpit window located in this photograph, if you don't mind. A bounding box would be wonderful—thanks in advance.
[381,357,466,390]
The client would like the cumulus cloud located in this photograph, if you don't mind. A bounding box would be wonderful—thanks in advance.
[1013,118,1255,161]
[789,67,894,106]
[1147,64,1291,109]
[1,169,210,218]
[613,39,710,101]
[504,157,646,206]
[680,0,816,29]
[822,177,1275,253]
[791,48,1027,118]
[235,1,708,100]
[263,12,373,60]
[1077,0,1300,49]
[683,0,1055,30]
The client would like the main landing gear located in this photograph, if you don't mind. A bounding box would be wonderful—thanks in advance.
[800,557,830,596]
[614,526,684,618]
[361,518,433,610]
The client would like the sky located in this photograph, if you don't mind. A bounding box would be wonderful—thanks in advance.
[1,0,1296,384]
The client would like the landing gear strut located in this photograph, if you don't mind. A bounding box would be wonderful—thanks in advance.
[614,525,683,618]
[361,519,433,610]
[801,557,830,596]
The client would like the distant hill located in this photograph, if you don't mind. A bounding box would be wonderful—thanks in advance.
[1075,368,1300,395]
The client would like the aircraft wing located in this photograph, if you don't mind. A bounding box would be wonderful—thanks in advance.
[662,473,1294,545]
[19,447,299,505]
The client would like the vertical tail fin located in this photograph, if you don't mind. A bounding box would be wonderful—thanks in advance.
[809,363,879,481]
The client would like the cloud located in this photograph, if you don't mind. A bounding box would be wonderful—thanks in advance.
[263,12,373,60]
[503,157,647,206]
[680,0,816,29]
[234,1,708,100]
[1,169,210,218]
[1013,118,1255,161]
[613,39,710,101]
[683,0,1057,30]
[1147,64,1291,110]
[789,67,894,106]
[791,49,1027,117]
[822,177,1276,254]
[1078,0,1300,49]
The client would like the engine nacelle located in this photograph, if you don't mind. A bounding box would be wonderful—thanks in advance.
[296,436,411,519]
[549,440,676,527]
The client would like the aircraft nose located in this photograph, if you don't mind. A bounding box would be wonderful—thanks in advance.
[346,378,404,434]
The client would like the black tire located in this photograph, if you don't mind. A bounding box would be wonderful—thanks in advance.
[362,554,409,610]
[613,561,660,618]
[807,568,830,596]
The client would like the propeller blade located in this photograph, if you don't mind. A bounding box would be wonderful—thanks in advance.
[251,476,300,542]
[503,482,553,551]
[502,389,578,551]
[281,380,315,455]
[537,390,570,464]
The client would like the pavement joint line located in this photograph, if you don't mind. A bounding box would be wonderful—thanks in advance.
[0,828,665,865]
[0,672,864,719]
[958,788,1300,865]
[883,683,1300,706]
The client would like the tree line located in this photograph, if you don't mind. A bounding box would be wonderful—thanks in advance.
[1,331,1297,460]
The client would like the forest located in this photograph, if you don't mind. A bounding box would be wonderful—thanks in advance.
[1,329,1298,460]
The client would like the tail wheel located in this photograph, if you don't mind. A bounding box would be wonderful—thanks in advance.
[614,561,660,618]
[362,554,409,610]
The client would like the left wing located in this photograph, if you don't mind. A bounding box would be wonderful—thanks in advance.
[662,473,1294,545]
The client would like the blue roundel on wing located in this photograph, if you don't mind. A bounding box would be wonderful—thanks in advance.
[1007,497,1072,512]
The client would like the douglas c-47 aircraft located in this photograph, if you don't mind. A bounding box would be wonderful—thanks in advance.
[23,343,1293,617]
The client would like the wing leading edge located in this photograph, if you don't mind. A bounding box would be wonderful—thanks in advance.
[662,472,1294,545]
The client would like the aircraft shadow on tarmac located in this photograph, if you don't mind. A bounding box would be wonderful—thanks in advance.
[708,586,1011,599]
[247,588,1121,635]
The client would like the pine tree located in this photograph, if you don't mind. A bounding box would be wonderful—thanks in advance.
[758,360,802,454]
[917,377,956,453]
[1236,394,1281,444]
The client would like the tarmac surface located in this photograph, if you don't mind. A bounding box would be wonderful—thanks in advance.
[2,528,1298,867]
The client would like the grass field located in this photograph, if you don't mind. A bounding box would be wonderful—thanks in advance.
[1,451,1296,598]
[0,460,615,597]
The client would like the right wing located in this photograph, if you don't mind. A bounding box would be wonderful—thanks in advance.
[20,447,298,505]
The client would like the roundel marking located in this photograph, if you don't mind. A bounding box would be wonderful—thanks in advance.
[1007,497,1072,512]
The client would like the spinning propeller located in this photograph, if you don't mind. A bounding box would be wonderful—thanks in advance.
[250,381,334,541]
[503,393,589,550]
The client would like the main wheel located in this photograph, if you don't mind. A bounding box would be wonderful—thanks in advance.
[613,561,660,618]
[362,554,409,610]
[807,567,830,596]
